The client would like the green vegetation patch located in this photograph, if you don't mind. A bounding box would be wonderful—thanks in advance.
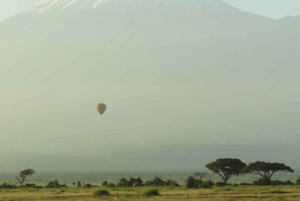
[0,182,17,189]
[269,190,287,194]
[201,180,214,188]
[92,189,110,197]
[46,180,67,188]
[215,182,226,187]
[140,189,159,196]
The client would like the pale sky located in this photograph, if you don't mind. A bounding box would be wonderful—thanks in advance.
[224,0,300,19]
[1,0,300,171]
[0,0,300,22]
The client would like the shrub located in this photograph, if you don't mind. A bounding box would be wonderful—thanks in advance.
[130,177,143,187]
[45,180,67,188]
[164,179,172,185]
[140,189,159,196]
[77,181,81,187]
[201,180,214,188]
[117,178,130,187]
[24,183,43,188]
[297,178,300,184]
[165,179,180,187]
[271,180,283,185]
[283,180,293,185]
[144,177,164,186]
[185,176,202,188]
[0,182,17,189]
[116,177,143,187]
[269,190,286,194]
[253,177,271,186]
[274,180,293,185]
[106,183,115,188]
[83,183,96,188]
[215,182,226,187]
[224,187,232,191]
[240,183,252,185]
[254,178,294,186]
[92,189,110,197]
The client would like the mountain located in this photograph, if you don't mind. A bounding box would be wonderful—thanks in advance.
[0,0,300,171]
[28,0,236,13]
[30,0,238,13]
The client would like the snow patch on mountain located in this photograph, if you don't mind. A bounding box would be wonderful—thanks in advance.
[29,0,238,14]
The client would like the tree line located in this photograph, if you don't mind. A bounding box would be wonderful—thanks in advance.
[0,158,299,189]
[206,159,294,184]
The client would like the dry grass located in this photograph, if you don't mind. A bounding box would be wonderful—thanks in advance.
[0,185,300,201]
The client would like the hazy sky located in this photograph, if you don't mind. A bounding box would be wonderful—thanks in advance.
[224,0,300,19]
[1,0,300,171]
[0,0,39,21]
[0,0,300,22]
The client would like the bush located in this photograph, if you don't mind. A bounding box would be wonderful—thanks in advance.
[271,180,282,185]
[297,178,300,184]
[140,189,159,196]
[45,180,67,188]
[0,182,17,189]
[271,180,293,185]
[130,177,143,187]
[92,189,110,197]
[106,183,115,188]
[117,178,130,187]
[253,177,271,186]
[283,180,293,185]
[201,180,214,188]
[215,182,226,187]
[165,179,180,187]
[240,183,252,185]
[24,183,43,188]
[253,178,294,186]
[144,177,164,186]
[269,190,286,194]
[185,176,202,188]
[116,177,143,187]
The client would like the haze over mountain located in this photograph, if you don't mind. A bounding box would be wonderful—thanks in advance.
[0,0,299,171]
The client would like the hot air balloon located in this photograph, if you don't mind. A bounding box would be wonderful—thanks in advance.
[96,103,106,116]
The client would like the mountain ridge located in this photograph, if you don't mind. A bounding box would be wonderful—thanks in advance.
[28,0,239,14]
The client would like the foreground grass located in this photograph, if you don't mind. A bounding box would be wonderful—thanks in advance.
[0,185,300,201]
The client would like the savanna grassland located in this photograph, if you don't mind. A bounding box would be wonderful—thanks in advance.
[1,185,300,201]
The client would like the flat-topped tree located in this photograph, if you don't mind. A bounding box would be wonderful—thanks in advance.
[242,161,294,183]
[206,158,246,184]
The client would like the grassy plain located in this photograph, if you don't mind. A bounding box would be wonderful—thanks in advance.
[1,185,300,201]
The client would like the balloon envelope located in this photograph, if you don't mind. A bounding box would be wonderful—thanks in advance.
[96,103,106,115]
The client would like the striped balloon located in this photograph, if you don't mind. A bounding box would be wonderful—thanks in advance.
[96,103,107,116]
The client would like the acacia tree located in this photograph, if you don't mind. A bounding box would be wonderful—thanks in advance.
[194,172,208,180]
[242,161,294,183]
[16,169,35,187]
[206,158,246,184]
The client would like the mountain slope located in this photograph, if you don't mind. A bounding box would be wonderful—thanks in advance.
[0,0,300,171]
[29,0,238,13]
